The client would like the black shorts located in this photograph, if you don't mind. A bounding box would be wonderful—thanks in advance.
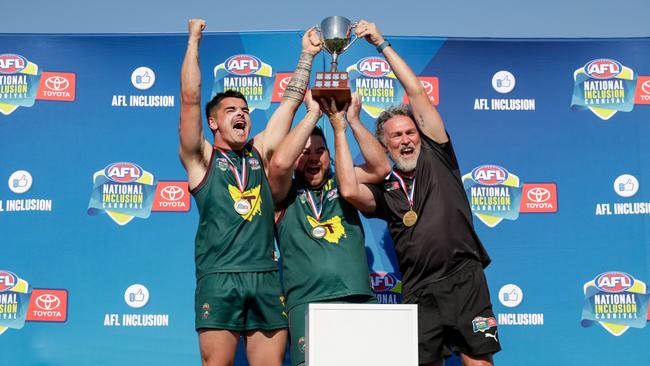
[403,261,501,364]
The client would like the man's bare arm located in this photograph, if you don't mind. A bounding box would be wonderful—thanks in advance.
[254,28,322,169]
[321,98,378,214]
[356,20,447,144]
[179,19,212,189]
[345,94,391,184]
[268,93,321,205]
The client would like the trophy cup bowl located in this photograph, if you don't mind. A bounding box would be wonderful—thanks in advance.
[311,16,358,109]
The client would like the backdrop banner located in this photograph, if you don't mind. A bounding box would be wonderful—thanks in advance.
[1,32,649,365]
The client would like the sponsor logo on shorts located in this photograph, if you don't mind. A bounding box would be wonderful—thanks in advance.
[298,336,306,353]
[201,303,210,320]
[472,316,497,332]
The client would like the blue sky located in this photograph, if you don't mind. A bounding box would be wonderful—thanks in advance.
[2,0,649,37]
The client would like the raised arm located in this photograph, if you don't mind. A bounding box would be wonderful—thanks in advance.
[346,93,390,183]
[356,20,447,144]
[253,28,322,169]
[268,92,321,205]
[179,19,213,190]
[321,97,377,214]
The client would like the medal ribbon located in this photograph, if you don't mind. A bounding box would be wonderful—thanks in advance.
[216,148,247,192]
[305,188,325,222]
[392,171,415,208]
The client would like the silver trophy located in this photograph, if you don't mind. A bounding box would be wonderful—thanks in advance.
[312,16,359,107]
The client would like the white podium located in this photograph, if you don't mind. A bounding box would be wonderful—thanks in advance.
[305,303,418,366]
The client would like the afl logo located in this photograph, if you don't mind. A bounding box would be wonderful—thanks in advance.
[104,162,143,183]
[471,165,508,186]
[595,272,634,293]
[0,271,18,292]
[357,57,391,78]
[0,54,27,74]
[584,59,622,79]
[225,54,262,76]
[370,272,397,292]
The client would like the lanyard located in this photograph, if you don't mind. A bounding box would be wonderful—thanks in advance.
[391,170,415,208]
[216,148,247,192]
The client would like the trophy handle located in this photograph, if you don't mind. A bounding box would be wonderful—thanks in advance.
[341,21,359,53]
[313,25,334,54]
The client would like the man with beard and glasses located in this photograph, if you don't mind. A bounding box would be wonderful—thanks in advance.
[336,20,501,366]
[268,92,390,366]
[179,19,322,366]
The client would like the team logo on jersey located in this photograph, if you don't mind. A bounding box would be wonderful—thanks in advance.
[347,57,404,118]
[249,157,261,170]
[228,184,262,221]
[212,54,274,111]
[581,271,650,336]
[326,188,338,201]
[87,162,157,226]
[571,58,637,120]
[383,180,400,192]
[306,215,346,244]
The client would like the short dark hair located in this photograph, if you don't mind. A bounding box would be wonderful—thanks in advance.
[375,104,415,146]
[311,125,327,146]
[205,90,248,120]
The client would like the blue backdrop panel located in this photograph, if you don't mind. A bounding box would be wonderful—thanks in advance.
[1,31,649,365]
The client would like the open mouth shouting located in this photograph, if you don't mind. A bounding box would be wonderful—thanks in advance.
[399,144,416,158]
[232,119,247,137]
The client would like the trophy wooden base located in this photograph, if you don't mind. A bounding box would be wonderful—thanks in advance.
[312,71,352,111]
[311,87,351,111]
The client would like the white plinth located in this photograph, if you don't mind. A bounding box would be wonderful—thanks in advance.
[306,303,418,366]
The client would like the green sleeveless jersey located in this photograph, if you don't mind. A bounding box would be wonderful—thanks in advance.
[276,175,374,311]
[192,142,277,278]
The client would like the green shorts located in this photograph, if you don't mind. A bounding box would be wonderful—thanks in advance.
[195,271,288,332]
[288,295,377,366]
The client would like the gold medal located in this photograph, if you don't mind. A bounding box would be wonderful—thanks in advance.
[403,210,418,227]
[234,198,252,215]
[311,225,326,239]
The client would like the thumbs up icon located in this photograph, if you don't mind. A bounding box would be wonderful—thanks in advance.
[8,170,33,194]
[497,75,511,88]
[129,288,146,302]
[503,288,519,302]
[619,179,634,192]
[13,174,28,189]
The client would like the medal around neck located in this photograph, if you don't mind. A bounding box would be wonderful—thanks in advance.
[403,209,418,227]
[311,225,327,239]
[234,199,252,215]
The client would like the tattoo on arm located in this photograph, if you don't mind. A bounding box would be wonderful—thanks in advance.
[417,114,426,130]
[282,52,314,102]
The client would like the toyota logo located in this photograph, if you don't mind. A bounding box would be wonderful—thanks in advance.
[527,187,551,203]
[36,294,61,310]
[161,185,184,201]
[279,76,291,91]
[45,76,69,91]
[642,80,650,95]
